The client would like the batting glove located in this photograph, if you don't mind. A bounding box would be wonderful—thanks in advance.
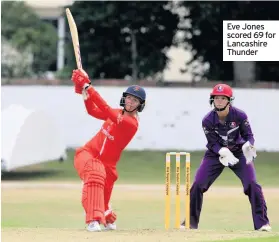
[218,147,239,166]
[74,84,83,94]
[71,69,91,94]
[242,141,257,164]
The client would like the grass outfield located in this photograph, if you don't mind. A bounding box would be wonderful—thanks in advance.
[2,150,279,241]
[2,150,279,187]
[2,184,279,242]
[219,236,279,242]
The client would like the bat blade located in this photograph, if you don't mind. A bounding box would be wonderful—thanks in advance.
[66,8,82,69]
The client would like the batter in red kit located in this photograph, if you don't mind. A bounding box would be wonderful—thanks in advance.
[71,69,147,232]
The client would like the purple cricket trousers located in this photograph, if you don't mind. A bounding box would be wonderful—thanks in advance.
[190,152,269,230]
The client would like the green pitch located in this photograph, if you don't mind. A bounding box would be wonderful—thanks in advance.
[2,150,279,241]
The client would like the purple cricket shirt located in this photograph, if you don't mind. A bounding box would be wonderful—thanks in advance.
[202,106,255,156]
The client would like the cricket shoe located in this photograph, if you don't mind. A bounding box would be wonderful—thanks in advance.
[104,222,117,231]
[104,205,117,231]
[180,220,197,230]
[258,224,272,232]
[86,221,101,232]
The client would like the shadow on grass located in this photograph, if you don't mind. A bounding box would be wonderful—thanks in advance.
[1,169,63,181]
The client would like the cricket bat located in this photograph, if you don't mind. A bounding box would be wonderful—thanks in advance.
[66,8,82,69]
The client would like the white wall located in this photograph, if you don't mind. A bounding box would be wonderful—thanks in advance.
[2,86,279,151]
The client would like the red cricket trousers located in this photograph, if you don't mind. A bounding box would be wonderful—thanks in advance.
[74,148,118,224]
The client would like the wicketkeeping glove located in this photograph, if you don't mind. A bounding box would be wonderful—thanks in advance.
[218,147,239,166]
[242,141,257,164]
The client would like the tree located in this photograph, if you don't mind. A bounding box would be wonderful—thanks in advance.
[66,1,179,81]
[179,2,279,82]
[1,37,33,78]
[1,1,57,76]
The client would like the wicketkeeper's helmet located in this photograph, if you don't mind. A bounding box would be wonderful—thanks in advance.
[209,83,234,111]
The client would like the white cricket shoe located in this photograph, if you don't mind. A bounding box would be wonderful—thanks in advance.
[258,224,272,232]
[86,221,101,232]
[104,222,117,231]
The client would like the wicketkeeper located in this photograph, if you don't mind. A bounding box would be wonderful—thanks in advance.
[71,69,146,232]
[181,83,271,232]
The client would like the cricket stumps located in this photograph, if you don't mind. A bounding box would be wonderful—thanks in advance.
[165,152,190,230]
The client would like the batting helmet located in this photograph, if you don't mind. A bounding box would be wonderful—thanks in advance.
[120,85,146,112]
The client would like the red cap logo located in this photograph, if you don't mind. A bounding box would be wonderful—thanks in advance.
[133,86,140,91]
